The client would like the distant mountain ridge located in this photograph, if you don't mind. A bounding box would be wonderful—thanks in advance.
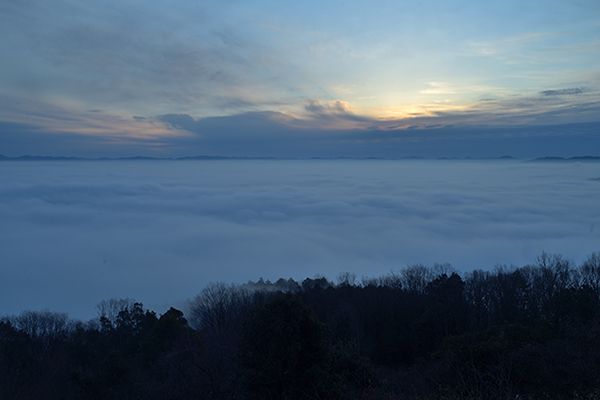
[0,154,281,161]
[1,153,599,161]
[0,153,516,161]
[532,156,600,162]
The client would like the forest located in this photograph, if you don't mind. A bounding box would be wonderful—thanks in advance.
[2,251,600,399]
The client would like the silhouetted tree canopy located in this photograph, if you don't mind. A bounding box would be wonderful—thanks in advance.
[1,251,600,399]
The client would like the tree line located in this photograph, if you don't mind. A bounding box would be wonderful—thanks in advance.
[1,251,600,399]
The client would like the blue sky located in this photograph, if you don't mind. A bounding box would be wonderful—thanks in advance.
[1,0,599,157]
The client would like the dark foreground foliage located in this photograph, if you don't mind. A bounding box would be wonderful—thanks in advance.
[2,251,600,399]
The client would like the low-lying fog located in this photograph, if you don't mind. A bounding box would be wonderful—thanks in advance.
[1,158,599,320]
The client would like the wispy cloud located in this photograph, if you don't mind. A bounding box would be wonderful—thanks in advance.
[540,87,586,96]
[465,32,558,60]
[419,82,458,95]
[0,0,301,116]
[0,95,179,139]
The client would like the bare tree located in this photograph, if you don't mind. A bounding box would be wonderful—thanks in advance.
[95,298,137,330]
[401,264,434,294]
[189,282,251,336]
[10,310,71,342]
[188,282,253,399]
[580,252,600,295]
[336,271,358,287]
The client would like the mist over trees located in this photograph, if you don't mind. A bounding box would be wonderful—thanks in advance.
[2,251,600,399]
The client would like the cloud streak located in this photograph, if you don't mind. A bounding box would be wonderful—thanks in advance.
[540,88,586,96]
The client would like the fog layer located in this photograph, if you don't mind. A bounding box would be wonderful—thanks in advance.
[1,159,599,319]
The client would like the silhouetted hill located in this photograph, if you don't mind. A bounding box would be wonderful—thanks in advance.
[533,156,600,162]
[3,153,600,162]
[1,154,85,161]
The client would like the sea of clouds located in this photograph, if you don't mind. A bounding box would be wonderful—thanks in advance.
[1,159,599,320]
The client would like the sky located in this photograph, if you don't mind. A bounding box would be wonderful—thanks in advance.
[1,159,600,320]
[1,1,600,321]
[1,0,599,158]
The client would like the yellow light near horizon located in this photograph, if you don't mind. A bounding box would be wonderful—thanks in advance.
[367,101,475,122]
